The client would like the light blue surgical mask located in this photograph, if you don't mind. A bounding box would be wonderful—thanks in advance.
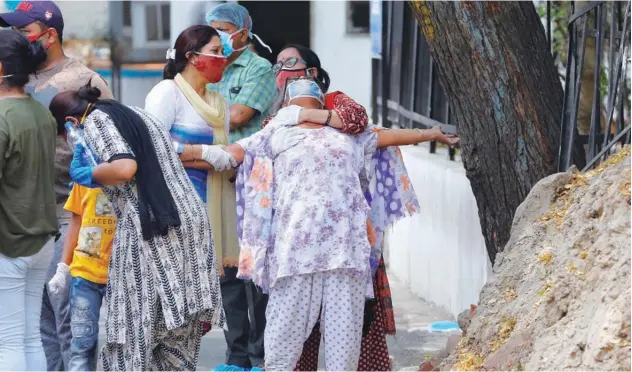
[286,78,324,106]
[218,29,248,57]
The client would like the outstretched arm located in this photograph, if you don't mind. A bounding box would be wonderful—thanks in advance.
[377,126,460,148]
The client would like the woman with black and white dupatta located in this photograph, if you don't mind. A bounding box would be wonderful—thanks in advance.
[48,85,226,371]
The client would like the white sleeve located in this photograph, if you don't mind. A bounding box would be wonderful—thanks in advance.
[144,80,178,132]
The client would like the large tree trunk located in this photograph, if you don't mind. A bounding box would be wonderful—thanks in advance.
[409,1,574,264]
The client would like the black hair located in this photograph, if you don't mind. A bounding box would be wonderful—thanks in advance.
[48,84,96,134]
[49,85,182,240]
[280,44,331,93]
[164,25,219,80]
[0,29,47,88]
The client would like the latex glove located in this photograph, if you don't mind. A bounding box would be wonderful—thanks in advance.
[270,127,305,157]
[69,144,100,188]
[200,145,237,171]
[48,263,70,294]
[266,105,303,128]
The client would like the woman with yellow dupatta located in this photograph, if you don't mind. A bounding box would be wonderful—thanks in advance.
[144,26,300,339]
[145,25,237,281]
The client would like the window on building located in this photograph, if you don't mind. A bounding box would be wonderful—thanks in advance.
[131,1,171,48]
[347,1,370,34]
[122,1,132,27]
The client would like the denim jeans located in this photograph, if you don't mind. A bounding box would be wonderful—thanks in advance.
[68,277,106,371]
[41,223,72,371]
[0,239,54,371]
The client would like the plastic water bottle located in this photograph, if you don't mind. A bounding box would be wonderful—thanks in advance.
[65,122,98,166]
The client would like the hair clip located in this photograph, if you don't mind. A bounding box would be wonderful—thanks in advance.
[166,48,176,60]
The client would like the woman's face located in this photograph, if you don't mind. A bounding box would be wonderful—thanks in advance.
[187,36,227,84]
[186,36,223,66]
[275,47,318,90]
[277,48,307,70]
[199,36,224,57]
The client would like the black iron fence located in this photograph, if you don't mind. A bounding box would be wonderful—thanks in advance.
[372,1,631,168]
[558,1,631,172]
[371,1,457,160]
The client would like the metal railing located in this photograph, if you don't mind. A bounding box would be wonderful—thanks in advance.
[557,1,631,172]
[372,1,457,161]
[373,1,631,169]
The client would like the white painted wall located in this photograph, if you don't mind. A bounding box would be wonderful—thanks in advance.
[385,144,491,319]
[55,1,109,39]
[99,73,163,108]
[310,0,372,110]
[170,0,221,46]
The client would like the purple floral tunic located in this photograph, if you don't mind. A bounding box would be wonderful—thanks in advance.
[235,124,419,295]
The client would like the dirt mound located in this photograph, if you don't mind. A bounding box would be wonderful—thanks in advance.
[441,148,631,371]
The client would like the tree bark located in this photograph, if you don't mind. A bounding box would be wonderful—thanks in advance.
[408,1,577,264]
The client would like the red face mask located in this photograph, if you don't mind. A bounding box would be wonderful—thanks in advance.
[275,69,308,90]
[194,53,228,83]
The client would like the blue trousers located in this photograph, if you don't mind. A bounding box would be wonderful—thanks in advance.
[68,277,106,371]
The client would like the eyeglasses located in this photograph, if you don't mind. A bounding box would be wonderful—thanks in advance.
[272,57,307,75]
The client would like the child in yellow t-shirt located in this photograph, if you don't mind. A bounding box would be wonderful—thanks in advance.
[50,184,116,370]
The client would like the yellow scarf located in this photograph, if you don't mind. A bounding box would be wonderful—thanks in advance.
[174,74,239,274]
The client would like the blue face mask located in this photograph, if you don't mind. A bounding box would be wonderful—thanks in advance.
[285,78,324,106]
[217,29,248,57]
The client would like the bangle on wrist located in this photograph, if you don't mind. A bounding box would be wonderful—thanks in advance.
[416,128,433,140]
[324,110,332,126]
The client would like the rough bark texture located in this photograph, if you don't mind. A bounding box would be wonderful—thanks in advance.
[409,1,569,264]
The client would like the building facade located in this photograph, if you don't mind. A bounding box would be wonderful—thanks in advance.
[0,0,372,109]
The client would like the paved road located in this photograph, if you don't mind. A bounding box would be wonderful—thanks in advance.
[97,274,457,371]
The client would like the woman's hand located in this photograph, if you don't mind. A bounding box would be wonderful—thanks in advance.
[270,127,305,156]
[200,145,237,171]
[426,126,461,147]
[69,144,101,188]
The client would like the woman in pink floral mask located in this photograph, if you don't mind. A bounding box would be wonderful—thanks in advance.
[265,44,369,135]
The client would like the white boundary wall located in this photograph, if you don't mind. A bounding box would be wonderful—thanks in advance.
[385,144,492,319]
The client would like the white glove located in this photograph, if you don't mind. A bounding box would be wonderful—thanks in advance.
[270,127,305,157]
[48,263,70,295]
[201,145,237,171]
[266,105,303,128]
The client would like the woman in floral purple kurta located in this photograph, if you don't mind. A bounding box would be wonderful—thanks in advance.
[214,79,459,371]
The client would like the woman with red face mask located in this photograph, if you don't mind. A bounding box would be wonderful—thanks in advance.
[144,26,301,343]
[264,44,395,372]
[264,44,369,135]
[145,26,239,310]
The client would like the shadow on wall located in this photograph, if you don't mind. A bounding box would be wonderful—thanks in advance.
[385,144,491,319]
